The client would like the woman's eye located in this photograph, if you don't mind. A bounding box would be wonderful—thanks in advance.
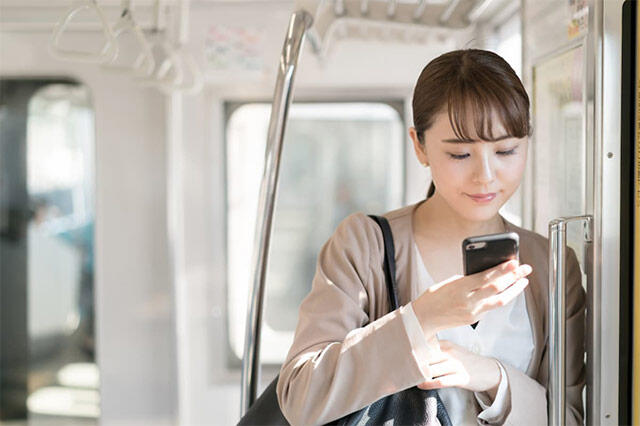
[448,153,469,160]
[447,148,517,160]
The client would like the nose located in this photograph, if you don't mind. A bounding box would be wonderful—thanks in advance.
[472,151,495,185]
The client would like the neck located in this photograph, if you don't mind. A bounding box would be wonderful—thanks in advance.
[415,193,506,242]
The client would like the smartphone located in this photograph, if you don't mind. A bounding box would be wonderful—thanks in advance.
[462,232,520,275]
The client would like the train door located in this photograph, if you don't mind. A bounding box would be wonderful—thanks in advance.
[522,0,629,424]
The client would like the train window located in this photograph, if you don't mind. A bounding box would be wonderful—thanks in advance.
[532,45,587,264]
[0,80,98,422]
[226,101,404,364]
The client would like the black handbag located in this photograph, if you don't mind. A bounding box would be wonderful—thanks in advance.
[238,215,452,426]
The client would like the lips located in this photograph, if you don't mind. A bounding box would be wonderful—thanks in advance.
[466,193,497,202]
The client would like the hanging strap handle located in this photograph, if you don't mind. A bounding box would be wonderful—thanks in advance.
[367,215,399,311]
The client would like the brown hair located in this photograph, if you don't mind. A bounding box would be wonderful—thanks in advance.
[412,49,531,198]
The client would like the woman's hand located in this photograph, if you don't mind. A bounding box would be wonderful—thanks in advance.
[411,259,532,337]
[416,340,501,397]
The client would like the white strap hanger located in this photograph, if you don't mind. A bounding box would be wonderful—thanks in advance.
[152,0,203,95]
[49,0,118,63]
[158,50,203,95]
[102,0,155,78]
[48,0,203,95]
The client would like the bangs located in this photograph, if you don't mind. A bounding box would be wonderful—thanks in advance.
[446,72,531,142]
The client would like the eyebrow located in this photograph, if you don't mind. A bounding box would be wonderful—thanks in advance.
[441,135,513,143]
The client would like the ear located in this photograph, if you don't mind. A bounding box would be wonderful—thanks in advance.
[409,127,429,167]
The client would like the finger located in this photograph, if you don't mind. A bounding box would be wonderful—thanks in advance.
[483,277,529,310]
[426,351,449,365]
[488,263,532,290]
[483,259,520,280]
[416,381,436,390]
[433,373,466,388]
[416,372,463,390]
[417,380,441,390]
[428,359,457,378]
[464,259,518,291]
[471,263,532,297]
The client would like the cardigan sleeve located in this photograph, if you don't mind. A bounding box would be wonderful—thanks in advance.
[276,213,432,425]
[499,246,586,426]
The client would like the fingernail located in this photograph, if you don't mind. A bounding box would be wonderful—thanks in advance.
[521,265,532,274]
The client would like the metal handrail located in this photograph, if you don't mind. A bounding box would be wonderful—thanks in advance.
[49,0,118,63]
[240,9,313,415]
[548,215,592,426]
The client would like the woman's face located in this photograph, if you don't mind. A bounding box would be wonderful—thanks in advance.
[411,110,528,222]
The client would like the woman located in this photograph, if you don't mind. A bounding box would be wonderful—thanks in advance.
[276,49,585,425]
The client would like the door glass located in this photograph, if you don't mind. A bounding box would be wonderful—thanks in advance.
[26,84,98,422]
[532,45,586,264]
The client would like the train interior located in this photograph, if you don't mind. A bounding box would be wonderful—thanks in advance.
[0,0,637,425]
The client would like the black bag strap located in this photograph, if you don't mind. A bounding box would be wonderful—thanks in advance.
[367,215,399,312]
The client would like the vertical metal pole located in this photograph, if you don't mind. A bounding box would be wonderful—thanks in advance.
[240,10,313,416]
[548,215,592,426]
[167,92,190,425]
[549,220,567,426]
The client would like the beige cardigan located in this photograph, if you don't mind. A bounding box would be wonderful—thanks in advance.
[276,202,585,425]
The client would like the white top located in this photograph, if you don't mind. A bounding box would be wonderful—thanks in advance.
[400,243,535,425]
